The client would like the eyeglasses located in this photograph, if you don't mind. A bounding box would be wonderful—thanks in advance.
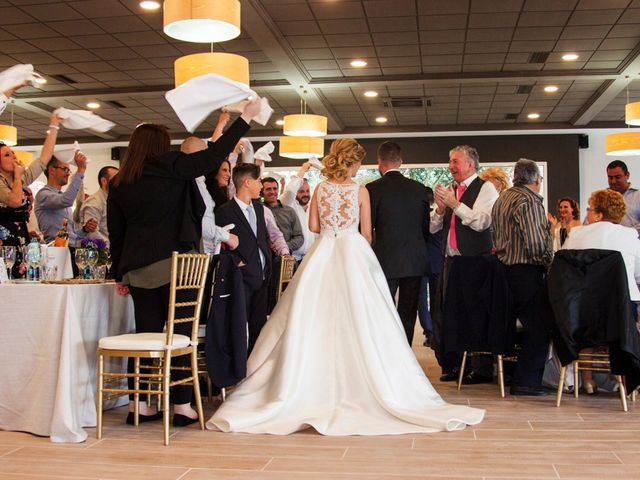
[52,166,71,174]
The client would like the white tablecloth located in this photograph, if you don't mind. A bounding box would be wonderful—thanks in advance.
[0,282,134,442]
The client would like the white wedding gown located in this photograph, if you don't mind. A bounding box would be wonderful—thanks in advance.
[207,181,484,435]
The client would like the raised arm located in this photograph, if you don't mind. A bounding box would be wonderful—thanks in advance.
[309,188,320,234]
[358,186,372,244]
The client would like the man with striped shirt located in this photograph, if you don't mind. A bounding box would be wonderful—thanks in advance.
[492,158,553,396]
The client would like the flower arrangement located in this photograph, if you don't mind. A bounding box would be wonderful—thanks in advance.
[80,238,110,265]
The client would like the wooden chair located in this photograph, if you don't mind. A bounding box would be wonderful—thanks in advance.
[556,351,628,411]
[276,254,296,301]
[457,351,518,398]
[96,252,210,445]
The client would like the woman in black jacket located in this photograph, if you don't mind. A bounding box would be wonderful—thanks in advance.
[107,98,261,426]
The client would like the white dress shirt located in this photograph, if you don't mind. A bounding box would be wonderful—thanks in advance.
[562,221,640,301]
[430,173,499,256]
[234,196,265,269]
[195,176,229,254]
[281,175,316,260]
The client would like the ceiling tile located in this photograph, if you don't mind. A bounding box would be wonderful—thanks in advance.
[0,6,36,24]
[377,44,420,57]
[372,31,418,46]
[302,59,340,70]
[518,11,571,27]
[422,43,465,55]
[419,14,467,30]
[19,3,83,21]
[331,46,377,58]
[465,41,510,53]
[467,28,514,41]
[277,20,321,36]
[619,8,640,23]
[117,31,167,46]
[417,0,470,15]
[561,25,614,39]
[554,39,601,50]
[606,24,640,37]
[524,0,579,11]
[310,1,365,19]
[4,22,58,38]
[599,37,639,49]
[419,30,466,43]
[294,48,334,60]
[584,60,622,69]
[285,35,328,49]
[509,40,558,52]
[369,16,417,33]
[379,56,420,68]
[470,0,524,12]
[92,15,151,33]
[364,0,416,17]
[319,18,369,35]
[577,0,631,8]
[568,9,624,25]
[265,3,314,20]
[49,19,105,36]
[422,54,463,66]
[469,12,519,28]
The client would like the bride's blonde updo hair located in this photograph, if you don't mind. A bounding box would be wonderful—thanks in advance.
[321,138,366,181]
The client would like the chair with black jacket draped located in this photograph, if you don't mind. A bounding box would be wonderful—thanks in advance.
[546,249,640,411]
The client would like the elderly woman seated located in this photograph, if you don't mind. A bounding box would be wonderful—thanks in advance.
[562,189,640,394]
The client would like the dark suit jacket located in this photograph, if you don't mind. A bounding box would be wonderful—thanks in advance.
[366,171,430,279]
[215,198,272,291]
[107,117,250,281]
[205,252,247,387]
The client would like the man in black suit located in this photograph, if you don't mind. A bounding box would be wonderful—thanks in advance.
[366,141,431,345]
[216,163,272,353]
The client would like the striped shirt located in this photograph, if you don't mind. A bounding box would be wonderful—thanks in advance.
[491,185,552,267]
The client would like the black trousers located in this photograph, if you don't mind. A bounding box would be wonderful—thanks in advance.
[129,284,193,404]
[387,276,421,345]
[505,264,548,388]
[244,280,269,354]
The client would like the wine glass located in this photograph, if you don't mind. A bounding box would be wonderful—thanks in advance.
[103,248,112,278]
[2,246,16,280]
[74,248,88,279]
[85,248,98,279]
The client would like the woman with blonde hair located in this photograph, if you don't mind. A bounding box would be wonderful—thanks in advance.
[479,166,511,194]
[207,138,484,436]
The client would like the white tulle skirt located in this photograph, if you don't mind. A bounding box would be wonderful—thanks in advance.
[207,231,484,435]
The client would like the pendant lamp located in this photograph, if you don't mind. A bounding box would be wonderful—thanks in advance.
[163,0,241,43]
[279,136,324,159]
[174,52,249,87]
[14,150,34,166]
[283,114,327,137]
[0,125,17,146]
[626,102,640,126]
[605,132,640,156]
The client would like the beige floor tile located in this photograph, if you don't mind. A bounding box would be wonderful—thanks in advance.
[554,463,640,479]
[182,470,483,480]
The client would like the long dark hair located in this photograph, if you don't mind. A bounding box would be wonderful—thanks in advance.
[112,124,170,187]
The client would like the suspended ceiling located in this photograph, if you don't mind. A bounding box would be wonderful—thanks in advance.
[2,0,640,145]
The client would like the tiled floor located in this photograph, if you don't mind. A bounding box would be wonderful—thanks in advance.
[1,344,639,479]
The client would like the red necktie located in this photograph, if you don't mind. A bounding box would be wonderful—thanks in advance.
[449,183,467,251]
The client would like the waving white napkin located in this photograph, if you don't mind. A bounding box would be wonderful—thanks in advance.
[224,97,273,126]
[254,141,274,162]
[308,157,324,170]
[165,73,273,132]
[54,108,115,133]
[0,64,45,92]
[54,141,90,165]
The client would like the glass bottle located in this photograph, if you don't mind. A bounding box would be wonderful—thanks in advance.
[53,219,69,247]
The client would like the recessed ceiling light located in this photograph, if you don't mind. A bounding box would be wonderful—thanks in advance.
[350,59,367,68]
[375,116,387,123]
[562,53,579,61]
[140,1,161,10]
[364,91,378,98]
[275,119,284,126]
[544,85,559,93]
[527,113,540,119]
[86,102,100,109]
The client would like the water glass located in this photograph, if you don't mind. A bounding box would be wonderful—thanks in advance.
[2,246,16,280]
[25,243,42,281]
[74,248,88,279]
[93,265,106,281]
[43,265,58,281]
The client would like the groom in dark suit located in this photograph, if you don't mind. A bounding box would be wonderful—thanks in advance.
[366,141,431,345]
[216,163,272,353]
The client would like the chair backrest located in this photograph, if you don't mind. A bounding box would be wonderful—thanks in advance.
[165,252,210,346]
[277,255,296,301]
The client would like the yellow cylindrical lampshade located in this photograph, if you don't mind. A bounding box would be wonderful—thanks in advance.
[14,150,34,166]
[0,125,17,146]
[163,0,241,43]
[279,136,324,159]
[283,114,328,137]
[626,102,640,126]
[605,132,640,156]
[174,52,249,87]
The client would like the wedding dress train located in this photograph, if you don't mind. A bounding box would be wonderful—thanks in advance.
[207,181,484,435]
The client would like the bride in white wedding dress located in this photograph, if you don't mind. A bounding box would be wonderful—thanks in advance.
[207,138,484,435]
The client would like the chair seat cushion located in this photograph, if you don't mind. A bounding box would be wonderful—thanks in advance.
[99,332,191,351]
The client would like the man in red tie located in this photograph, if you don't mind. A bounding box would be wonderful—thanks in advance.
[430,145,499,383]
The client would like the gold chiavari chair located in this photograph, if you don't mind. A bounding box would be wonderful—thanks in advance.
[277,254,296,302]
[96,252,210,445]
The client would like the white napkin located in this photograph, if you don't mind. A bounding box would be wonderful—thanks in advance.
[309,157,324,170]
[54,107,115,133]
[54,141,90,165]
[225,97,273,126]
[165,73,273,132]
[254,141,274,162]
[0,64,45,92]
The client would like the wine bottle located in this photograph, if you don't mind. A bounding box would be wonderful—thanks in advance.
[53,219,69,247]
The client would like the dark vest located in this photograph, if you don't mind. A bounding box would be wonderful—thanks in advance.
[442,177,493,256]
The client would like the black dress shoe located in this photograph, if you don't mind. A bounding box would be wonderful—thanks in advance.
[510,385,549,396]
[125,412,163,425]
[439,370,460,382]
[462,371,493,385]
[173,413,199,427]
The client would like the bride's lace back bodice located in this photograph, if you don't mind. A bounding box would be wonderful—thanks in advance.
[316,181,360,234]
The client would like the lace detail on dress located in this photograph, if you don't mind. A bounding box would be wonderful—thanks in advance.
[317,181,360,235]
